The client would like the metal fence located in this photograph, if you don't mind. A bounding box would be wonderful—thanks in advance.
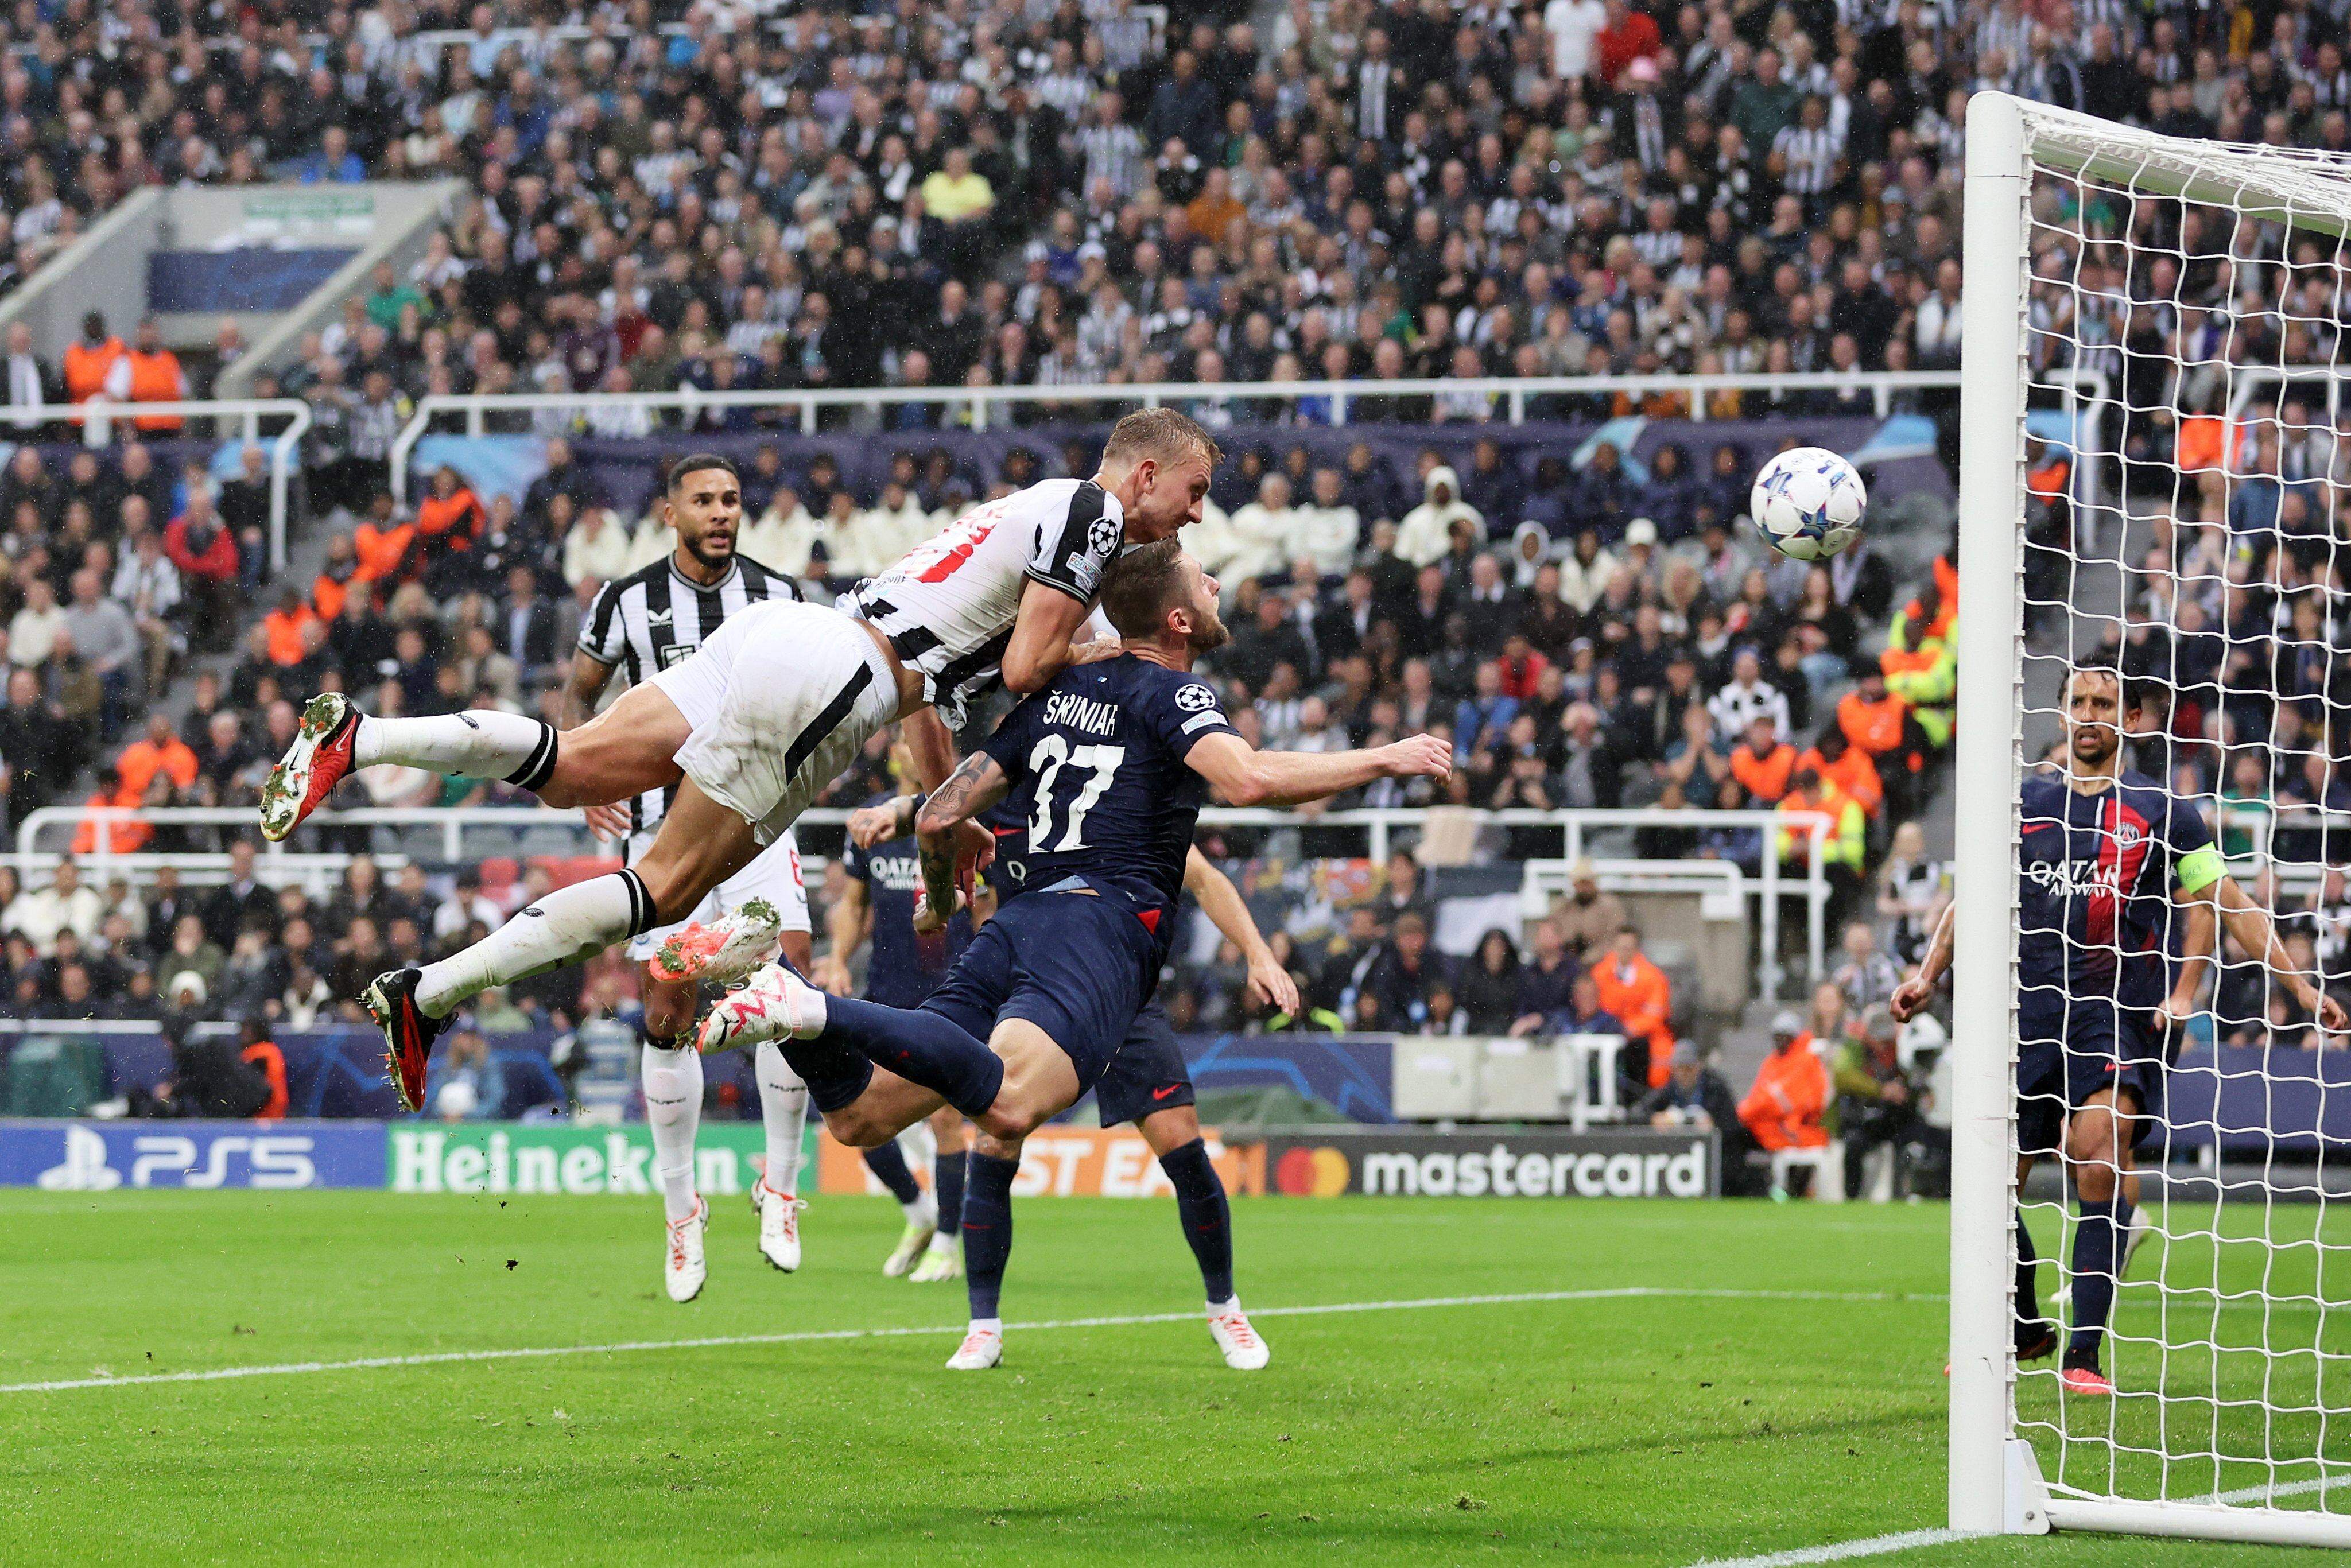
[12,802,1837,986]
[9,398,311,572]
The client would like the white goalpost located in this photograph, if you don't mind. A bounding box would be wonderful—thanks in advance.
[1955,90,2351,1546]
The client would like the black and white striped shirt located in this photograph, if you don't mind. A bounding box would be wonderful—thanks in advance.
[1773,123,1842,196]
[579,552,802,833]
[848,478,1124,732]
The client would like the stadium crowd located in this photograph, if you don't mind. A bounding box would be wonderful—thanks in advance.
[0,0,2346,1135]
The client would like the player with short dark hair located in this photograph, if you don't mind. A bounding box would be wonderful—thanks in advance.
[1896,665,2345,1395]
[697,541,1451,1366]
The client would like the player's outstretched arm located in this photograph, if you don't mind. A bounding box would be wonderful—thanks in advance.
[1184,731,1453,808]
[1889,901,1955,1023]
[1185,845,1299,1016]
[2213,873,2349,1034]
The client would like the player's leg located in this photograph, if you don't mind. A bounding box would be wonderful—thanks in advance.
[1093,1003,1267,1368]
[1137,1104,1267,1370]
[261,678,690,842]
[2010,1016,2068,1363]
[367,780,766,1111]
[909,1110,969,1282]
[738,851,815,1272]
[866,1137,941,1276]
[641,957,713,1303]
[2060,1083,2140,1393]
[949,1129,1023,1371]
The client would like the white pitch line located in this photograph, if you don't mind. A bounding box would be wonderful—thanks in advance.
[0,1285,1931,1396]
[1687,1468,2351,1568]
[1685,1528,1966,1568]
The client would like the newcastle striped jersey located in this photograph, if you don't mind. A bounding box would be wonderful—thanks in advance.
[579,552,802,833]
[846,477,1126,731]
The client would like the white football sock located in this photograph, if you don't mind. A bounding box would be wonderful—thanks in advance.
[906,1189,939,1228]
[756,1042,809,1197]
[414,871,651,1017]
[642,1041,704,1224]
[354,711,556,786]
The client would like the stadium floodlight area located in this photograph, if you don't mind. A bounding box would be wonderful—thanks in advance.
[1954,91,2351,1545]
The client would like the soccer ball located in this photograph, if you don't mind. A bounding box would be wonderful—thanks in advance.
[1749,447,1866,562]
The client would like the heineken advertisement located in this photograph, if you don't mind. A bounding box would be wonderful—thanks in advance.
[390,1123,773,1196]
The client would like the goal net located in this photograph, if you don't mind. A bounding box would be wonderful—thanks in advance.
[1954,92,2351,1547]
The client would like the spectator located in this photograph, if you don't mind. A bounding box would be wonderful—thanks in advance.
[1878,821,1950,966]
[1396,467,1483,568]
[123,318,190,433]
[1503,918,1577,1035]
[1739,1010,1832,1159]
[164,486,239,651]
[1833,1005,1931,1199]
[1358,911,1449,1030]
[1550,856,1627,960]
[1708,646,1791,744]
[1833,922,1904,1015]
[1728,713,1796,805]
[1458,928,1523,1034]
[1590,926,1674,1089]
[5,859,103,955]
[1,322,57,433]
[1638,1041,1749,1186]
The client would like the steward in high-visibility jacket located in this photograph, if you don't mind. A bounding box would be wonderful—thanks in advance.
[125,319,189,432]
[1881,584,1954,748]
[1797,724,1882,820]
[1778,768,1866,875]
[61,311,127,404]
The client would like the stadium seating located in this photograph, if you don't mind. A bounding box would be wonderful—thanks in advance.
[2,0,2339,1116]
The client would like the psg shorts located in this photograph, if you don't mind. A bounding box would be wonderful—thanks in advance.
[1091,1002,1195,1127]
[2015,989,2164,1156]
[916,879,1159,1092]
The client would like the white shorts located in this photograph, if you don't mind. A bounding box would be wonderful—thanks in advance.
[650,599,900,847]
[624,825,810,963]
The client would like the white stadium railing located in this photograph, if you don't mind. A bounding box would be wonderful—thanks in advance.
[383,368,1964,509]
[9,398,311,571]
[11,802,1837,987]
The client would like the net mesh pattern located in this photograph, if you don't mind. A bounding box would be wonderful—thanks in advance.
[2010,108,2351,1513]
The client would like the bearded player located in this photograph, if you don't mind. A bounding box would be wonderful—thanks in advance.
[1895,664,2344,1395]
[842,776,1299,1367]
[696,542,1451,1369]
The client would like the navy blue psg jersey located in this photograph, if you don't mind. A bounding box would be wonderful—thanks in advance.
[842,793,972,1008]
[2016,770,2224,1010]
[979,654,1237,927]
[980,798,1030,903]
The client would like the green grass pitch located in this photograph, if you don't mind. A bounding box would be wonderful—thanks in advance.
[3,1190,2343,1565]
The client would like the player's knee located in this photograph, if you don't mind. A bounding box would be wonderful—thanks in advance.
[824,1107,894,1148]
[984,1101,1048,1142]
[973,1131,1022,1161]
[642,992,694,1042]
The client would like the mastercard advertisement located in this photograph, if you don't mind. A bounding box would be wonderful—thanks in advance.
[818,1126,1266,1198]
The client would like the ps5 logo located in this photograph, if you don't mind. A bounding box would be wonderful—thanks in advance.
[37,1127,320,1190]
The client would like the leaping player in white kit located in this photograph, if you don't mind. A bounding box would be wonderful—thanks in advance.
[258,409,1219,1116]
